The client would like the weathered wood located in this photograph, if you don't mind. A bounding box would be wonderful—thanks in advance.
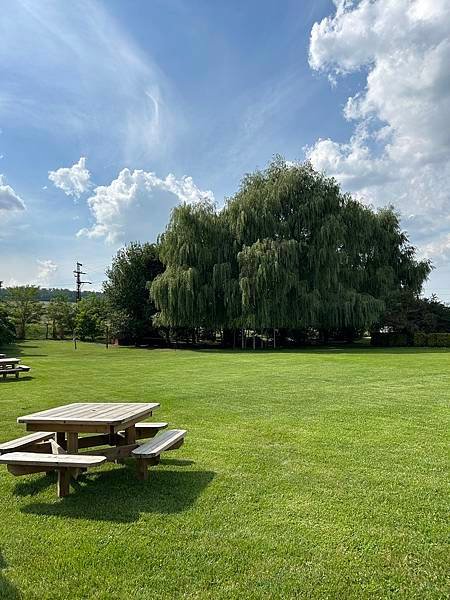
[26,422,110,434]
[118,422,168,439]
[136,456,160,481]
[0,431,55,454]
[66,432,78,453]
[56,431,66,447]
[26,441,53,453]
[7,464,50,476]
[57,468,72,497]
[132,430,187,458]
[77,434,110,449]
[0,452,107,468]
[50,439,67,455]
[18,402,159,426]
[82,444,138,461]
[124,425,136,445]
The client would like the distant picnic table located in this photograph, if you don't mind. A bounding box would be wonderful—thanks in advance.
[0,357,31,379]
[0,402,186,497]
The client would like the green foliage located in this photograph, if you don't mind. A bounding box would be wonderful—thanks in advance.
[46,293,74,339]
[426,333,450,347]
[74,294,109,341]
[371,332,410,346]
[377,293,450,334]
[152,159,430,334]
[413,332,428,347]
[5,285,43,339]
[0,304,15,345]
[104,242,164,343]
[151,202,238,328]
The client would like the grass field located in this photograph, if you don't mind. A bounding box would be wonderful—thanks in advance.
[0,341,448,599]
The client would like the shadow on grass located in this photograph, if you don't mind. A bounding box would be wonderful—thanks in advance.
[18,463,215,523]
[0,343,47,357]
[0,376,34,383]
[191,346,450,355]
[0,550,20,600]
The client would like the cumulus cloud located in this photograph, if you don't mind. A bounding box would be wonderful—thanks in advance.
[0,175,26,211]
[36,259,58,285]
[77,169,214,244]
[307,0,450,261]
[48,157,91,198]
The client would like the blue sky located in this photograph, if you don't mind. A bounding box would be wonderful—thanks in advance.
[1,0,449,299]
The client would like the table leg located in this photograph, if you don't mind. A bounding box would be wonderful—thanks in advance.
[66,432,81,479]
[66,432,78,453]
[57,468,71,497]
[124,426,136,445]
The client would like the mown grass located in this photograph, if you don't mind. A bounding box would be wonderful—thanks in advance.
[0,341,448,599]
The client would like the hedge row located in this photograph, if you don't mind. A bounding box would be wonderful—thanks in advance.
[413,332,450,347]
[371,332,450,347]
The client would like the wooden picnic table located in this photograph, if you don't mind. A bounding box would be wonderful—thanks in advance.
[0,357,20,368]
[0,354,5,358]
[1,402,186,497]
[17,402,160,456]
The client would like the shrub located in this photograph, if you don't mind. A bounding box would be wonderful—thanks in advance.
[413,332,450,347]
[371,332,409,347]
[413,332,428,347]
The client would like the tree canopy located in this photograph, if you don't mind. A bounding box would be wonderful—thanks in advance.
[5,285,43,339]
[151,159,431,337]
[104,242,164,343]
[0,304,16,345]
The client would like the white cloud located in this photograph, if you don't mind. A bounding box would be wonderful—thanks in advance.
[78,168,214,244]
[36,259,58,285]
[48,157,91,198]
[0,175,26,211]
[308,0,450,261]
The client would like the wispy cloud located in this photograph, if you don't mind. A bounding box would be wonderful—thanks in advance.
[0,0,177,163]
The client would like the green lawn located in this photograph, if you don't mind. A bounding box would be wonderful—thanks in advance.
[0,341,448,599]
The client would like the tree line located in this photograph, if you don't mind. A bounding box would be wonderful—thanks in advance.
[1,160,449,347]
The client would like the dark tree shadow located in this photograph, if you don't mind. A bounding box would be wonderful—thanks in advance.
[18,463,215,523]
[0,343,47,357]
[0,550,20,600]
[191,346,450,355]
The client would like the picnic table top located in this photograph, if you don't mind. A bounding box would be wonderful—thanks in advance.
[17,402,160,427]
[0,357,20,364]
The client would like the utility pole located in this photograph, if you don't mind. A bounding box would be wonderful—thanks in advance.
[73,262,91,302]
[73,262,91,350]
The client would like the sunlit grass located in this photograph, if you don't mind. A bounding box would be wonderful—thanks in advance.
[0,341,448,599]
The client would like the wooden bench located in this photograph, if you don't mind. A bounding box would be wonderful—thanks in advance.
[0,452,107,497]
[118,422,168,439]
[132,429,187,480]
[0,431,55,455]
[1,365,31,379]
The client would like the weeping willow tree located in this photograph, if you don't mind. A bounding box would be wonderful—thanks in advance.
[151,200,240,330]
[151,159,430,342]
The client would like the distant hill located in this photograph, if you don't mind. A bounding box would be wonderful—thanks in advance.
[0,287,104,302]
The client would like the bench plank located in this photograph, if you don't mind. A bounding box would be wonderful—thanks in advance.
[132,429,187,458]
[0,452,106,468]
[0,431,55,454]
[118,422,168,438]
